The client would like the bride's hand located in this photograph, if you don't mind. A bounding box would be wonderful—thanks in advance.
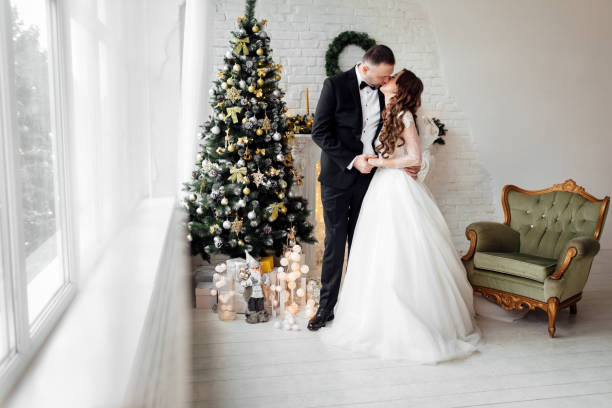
[367,156,383,167]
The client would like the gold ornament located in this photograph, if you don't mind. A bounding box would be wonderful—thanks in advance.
[267,203,287,222]
[261,19,267,25]
[227,144,235,152]
[270,168,281,176]
[233,37,250,55]
[258,61,264,66]
[257,78,264,86]
[216,147,226,154]
[236,136,249,145]
[226,86,241,103]
[228,166,248,183]
[255,148,266,155]
[275,74,281,81]
[248,84,256,93]
[209,226,216,234]
[278,192,285,200]
[242,117,248,124]
[252,170,264,186]
[256,48,264,56]
[243,147,252,160]
[238,239,244,246]
[217,72,225,79]
[256,128,264,136]
[243,187,251,195]
[231,216,243,234]
[225,106,242,123]
[255,88,263,98]
[261,114,271,132]
[257,68,267,77]
[226,78,233,86]
[282,152,293,167]
[252,25,259,33]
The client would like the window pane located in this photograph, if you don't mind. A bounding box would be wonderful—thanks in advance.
[10,0,65,325]
[0,257,9,362]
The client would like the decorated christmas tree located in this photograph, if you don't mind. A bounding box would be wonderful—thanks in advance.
[182,0,315,262]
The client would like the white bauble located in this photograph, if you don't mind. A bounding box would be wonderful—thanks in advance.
[218,112,225,120]
[211,126,220,135]
[276,153,284,162]
[233,64,241,72]
[277,267,284,273]
[237,159,245,167]
[296,288,305,297]
[237,199,246,208]
[221,82,228,90]
[223,220,232,229]
[272,132,281,141]
[300,265,309,274]
[225,51,232,59]
[221,197,229,205]
[280,257,289,266]
[290,252,301,262]
[273,90,280,97]
[239,80,246,89]
[196,207,203,215]
[224,64,230,71]
[210,289,217,296]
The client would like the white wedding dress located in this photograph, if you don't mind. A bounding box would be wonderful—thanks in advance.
[319,111,482,364]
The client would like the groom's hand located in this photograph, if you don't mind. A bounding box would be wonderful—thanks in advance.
[353,154,377,174]
[403,165,421,179]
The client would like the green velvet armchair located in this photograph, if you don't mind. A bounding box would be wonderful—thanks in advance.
[462,179,609,337]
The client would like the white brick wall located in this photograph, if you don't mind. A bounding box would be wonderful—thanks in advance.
[211,0,503,252]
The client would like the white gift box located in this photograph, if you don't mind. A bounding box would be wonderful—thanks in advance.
[226,258,248,313]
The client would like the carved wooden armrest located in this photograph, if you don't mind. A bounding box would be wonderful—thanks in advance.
[548,236,600,280]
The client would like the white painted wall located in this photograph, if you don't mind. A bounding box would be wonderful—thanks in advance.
[423,0,612,249]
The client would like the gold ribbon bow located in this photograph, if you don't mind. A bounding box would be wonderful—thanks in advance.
[256,148,266,155]
[267,203,287,222]
[228,166,248,184]
[233,37,250,55]
[226,106,242,123]
[236,136,249,145]
[257,68,267,77]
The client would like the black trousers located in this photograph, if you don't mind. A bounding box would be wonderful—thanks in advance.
[318,176,372,311]
[248,297,264,312]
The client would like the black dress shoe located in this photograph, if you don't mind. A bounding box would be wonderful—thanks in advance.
[307,308,334,331]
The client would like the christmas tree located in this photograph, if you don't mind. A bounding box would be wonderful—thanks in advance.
[183,0,315,262]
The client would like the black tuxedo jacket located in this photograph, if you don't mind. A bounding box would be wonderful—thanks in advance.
[311,65,385,189]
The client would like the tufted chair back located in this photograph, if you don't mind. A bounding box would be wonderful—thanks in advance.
[503,180,609,259]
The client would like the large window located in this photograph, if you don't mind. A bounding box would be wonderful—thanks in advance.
[0,0,76,400]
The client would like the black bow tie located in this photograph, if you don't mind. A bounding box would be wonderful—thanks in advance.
[360,81,376,91]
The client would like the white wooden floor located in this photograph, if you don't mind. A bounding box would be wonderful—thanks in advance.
[190,249,612,408]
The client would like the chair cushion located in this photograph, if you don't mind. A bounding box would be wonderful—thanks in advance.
[473,251,557,282]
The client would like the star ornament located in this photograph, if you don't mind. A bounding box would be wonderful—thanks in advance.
[252,170,265,186]
[231,216,243,234]
[261,115,271,132]
[226,86,241,103]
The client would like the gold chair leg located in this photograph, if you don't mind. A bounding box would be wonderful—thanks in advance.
[570,303,577,314]
[547,297,559,338]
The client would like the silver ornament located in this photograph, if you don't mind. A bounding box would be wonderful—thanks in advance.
[233,64,241,72]
[239,80,246,89]
[272,132,281,141]
[221,197,229,205]
[211,126,220,135]
[223,220,232,229]
[276,153,284,161]
[225,51,232,59]
[248,210,256,220]
[196,207,203,215]
[273,90,280,97]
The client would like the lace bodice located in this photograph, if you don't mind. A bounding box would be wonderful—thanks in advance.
[374,110,420,162]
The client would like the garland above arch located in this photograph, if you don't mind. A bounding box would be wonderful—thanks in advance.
[325,31,376,77]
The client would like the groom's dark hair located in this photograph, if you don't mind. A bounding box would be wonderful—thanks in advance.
[363,45,395,66]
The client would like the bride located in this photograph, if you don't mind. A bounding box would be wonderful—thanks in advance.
[318,69,482,364]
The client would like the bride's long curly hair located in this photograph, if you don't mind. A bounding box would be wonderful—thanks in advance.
[375,69,423,157]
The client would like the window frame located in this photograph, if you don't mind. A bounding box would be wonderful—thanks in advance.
[0,0,77,401]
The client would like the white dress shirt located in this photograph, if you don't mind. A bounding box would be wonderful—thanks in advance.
[347,63,382,170]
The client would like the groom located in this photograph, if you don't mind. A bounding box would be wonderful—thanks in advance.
[309,45,420,331]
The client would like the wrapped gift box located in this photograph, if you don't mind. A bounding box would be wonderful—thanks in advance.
[195,281,217,309]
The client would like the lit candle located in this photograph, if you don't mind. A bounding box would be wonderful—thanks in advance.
[306,88,309,115]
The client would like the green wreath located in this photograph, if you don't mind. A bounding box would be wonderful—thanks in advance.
[325,31,377,77]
